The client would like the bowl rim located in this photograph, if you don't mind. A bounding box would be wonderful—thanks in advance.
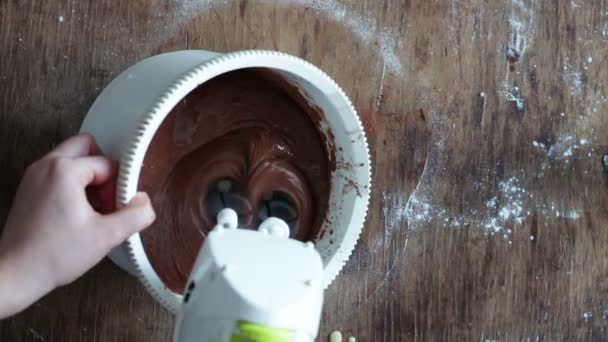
[116,49,372,313]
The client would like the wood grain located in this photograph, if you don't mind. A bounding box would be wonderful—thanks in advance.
[1,0,608,340]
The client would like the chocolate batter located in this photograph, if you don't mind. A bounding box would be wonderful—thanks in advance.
[138,69,330,293]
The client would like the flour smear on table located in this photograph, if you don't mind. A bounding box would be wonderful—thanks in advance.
[99,0,603,242]
[171,0,404,76]
[499,0,539,111]
[387,0,606,244]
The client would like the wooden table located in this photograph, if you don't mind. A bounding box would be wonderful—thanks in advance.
[1,0,608,340]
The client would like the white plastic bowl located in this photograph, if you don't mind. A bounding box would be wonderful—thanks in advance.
[80,50,371,312]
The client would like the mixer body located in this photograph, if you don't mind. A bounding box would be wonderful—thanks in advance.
[173,210,324,342]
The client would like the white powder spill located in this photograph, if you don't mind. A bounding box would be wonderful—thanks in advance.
[602,22,608,41]
[27,328,44,341]
[172,0,404,75]
[401,172,582,237]
[558,210,581,220]
[483,177,527,232]
[173,0,227,20]
[533,133,595,163]
[500,81,525,111]
[498,0,538,112]
[287,0,403,75]
[511,0,529,11]
[404,191,445,227]
[507,18,530,58]
[382,191,409,248]
[506,0,538,59]
[532,141,546,149]
[375,63,387,110]
[562,63,584,95]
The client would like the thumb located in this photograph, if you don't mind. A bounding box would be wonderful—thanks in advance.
[101,192,156,247]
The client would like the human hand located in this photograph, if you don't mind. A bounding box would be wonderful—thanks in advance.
[0,134,156,318]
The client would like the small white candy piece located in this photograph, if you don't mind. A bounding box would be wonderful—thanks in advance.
[329,331,343,342]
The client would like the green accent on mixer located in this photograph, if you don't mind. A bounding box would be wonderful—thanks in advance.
[230,321,292,342]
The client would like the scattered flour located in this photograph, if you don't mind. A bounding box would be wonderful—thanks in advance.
[532,141,546,149]
[602,22,608,41]
[533,133,595,163]
[499,0,539,111]
[172,0,404,75]
[382,191,409,248]
[375,63,387,110]
[558,210,581,220]
[27,328,44,340]
[287,0,403,75]
[500,82,525,111]
[562,63,584,95]
[506,0,538,59]
[401,173,582,238]
[483,177,527,233]
[507,17,530,58]
[399,114,586,238]
[404,191,444,227]
[173,0,227,20]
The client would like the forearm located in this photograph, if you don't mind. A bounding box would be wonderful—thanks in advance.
[0,249,25,318]
[0,247,52,319]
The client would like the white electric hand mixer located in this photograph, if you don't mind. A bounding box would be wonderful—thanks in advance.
[173,181,324,342]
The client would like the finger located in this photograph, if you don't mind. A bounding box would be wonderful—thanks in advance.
[47,133,97,158]
[86,179,116,214]
[73,156,118,186]
[88,138,104,156]
[100,192,156,247]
